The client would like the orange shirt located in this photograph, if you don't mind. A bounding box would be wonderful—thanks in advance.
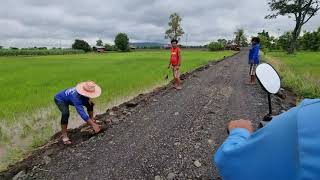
[170,47,181,66]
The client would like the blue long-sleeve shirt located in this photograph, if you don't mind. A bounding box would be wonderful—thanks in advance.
[54,87,93,121]
[248,43,260,64]
[214,99,320,180]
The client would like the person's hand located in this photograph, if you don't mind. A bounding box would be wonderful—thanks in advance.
[92,123,101,134]
[228,119,254,133]
[87,119,101,133]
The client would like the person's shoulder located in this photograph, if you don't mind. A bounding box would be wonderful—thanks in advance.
[70,91,82,103]
[295,99,320,121]
[299,99,320,108]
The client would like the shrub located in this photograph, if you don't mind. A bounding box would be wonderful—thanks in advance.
[208,42,224,51]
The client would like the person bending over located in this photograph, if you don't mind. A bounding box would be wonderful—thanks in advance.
[54,81,102,145]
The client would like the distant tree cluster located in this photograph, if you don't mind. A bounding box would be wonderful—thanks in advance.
[104,43,117,51]
[266,0,320,54]
[299,27,320,51]
[257,28,320,53]
[72,39,91,52]
[234,29,249,47]
[208,42,225,51]
[71,32,131,53]
[96,39,103,46]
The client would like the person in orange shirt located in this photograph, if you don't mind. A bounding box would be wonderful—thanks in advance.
[168,39,182,90]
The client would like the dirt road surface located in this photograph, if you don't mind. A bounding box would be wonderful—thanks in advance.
[2,49,294,180]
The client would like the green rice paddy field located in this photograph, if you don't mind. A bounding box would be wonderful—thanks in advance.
[267,51,320,99]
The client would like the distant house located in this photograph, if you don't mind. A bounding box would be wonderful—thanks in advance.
[129,45,137,50]
[94,46,106,53]
[163,44,171,49]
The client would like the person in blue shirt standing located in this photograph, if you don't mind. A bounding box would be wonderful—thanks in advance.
[54,81,102,145]
[248,37,260,85]
[213,99,320,180]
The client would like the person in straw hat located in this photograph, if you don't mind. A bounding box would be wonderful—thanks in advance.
[54,81,102,145]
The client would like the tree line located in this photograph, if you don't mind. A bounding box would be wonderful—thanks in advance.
[258,28,320,53]
[0,48,84,56]
[72,33,130,52]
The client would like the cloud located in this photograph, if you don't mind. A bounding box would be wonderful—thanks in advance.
[0,0,319,47]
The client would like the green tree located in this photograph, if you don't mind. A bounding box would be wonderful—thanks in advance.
[318,27,320,49]
[300,29,320,50]
[104,43,114,51]
[72,39,91,52]
[114,33,129,51]
[0,46,3,49]
[258,35,269,54]
[269,36,279,50]
[96,39,103,46]
[208,42,224,51]
[217,39,228,46]
[165,13,185,41]
[258,30,272,53]
[258,30,271,41]
[278,32,293,51]
[266,0,320,54]
[234,29,248,47]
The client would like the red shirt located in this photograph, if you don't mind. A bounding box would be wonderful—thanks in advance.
[170,47,181,66]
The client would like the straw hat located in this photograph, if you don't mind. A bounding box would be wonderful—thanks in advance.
[76,81,101,98]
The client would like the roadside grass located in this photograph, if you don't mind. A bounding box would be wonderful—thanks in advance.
[0,50,235,170]
[265,51,320,99]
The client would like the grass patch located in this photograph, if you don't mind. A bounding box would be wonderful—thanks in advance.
[0,49,235,170]
[265,51,320,98]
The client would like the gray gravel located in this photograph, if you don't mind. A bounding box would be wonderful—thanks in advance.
[6,50,292,180]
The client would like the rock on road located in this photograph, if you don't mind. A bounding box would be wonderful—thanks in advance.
[24,50,275,179]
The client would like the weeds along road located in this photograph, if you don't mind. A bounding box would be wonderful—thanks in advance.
[19,49,287,179]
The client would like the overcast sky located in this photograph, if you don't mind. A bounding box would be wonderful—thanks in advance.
[1,0,319,48]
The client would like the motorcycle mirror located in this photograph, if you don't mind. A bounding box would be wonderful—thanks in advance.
[256,63,281,128]
[256,63,281,94]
